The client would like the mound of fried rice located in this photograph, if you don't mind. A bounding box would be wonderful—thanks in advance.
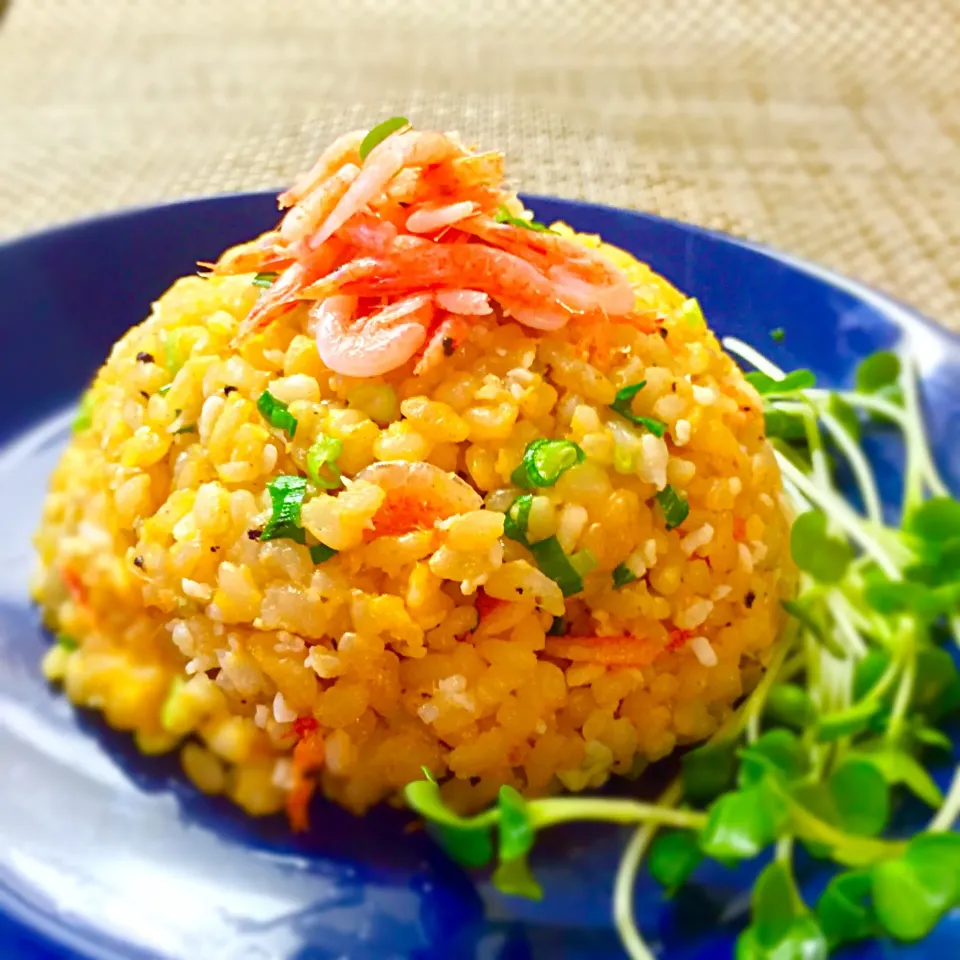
[33,221,793,824]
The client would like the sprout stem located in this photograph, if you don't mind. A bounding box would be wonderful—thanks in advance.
[531,798,706,832]
[929,766,960,833]
[612,781,683,960]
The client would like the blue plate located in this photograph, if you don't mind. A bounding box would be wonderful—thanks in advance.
[0,194,957,960]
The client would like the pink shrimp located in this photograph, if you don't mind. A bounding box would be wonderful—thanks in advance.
[279,163,360,246]
[237,240,343,338]
[461,216,636,315]
[434,289,492,315]
[306,243,556,310]
[405,201,477,234]
[278,130,365,209]
[313,293,434,376]
[312,130,466,247]
[498,299,570,331]
[414,313,474,375]
[210,230,289,276]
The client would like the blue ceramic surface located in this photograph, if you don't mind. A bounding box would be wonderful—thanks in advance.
[0,194,957,960]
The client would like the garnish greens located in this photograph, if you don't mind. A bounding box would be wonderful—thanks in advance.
[72,391,94,432]
[252,272,278,288]
[511,438,585,489]
[609,382,668,436]
[359,116,409,160]
[494,204,556,234]
[309,543,337,564]
[306,434,342,489]
[260,475,308,543]
[406,340,960,959]
[257,389,298,439]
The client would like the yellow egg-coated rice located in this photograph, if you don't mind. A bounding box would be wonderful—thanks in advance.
[33,224,793,821]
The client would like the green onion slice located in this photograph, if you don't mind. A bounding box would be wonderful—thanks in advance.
[612,562,638,589]
[252,272,278,288]
[569,549,598,577]
[609,382,667,436]
[511,439,585,489]
[547,616,567,637]
[257,390,298,439]
[261,475,308,543]
[359,116,409,160]
[504,494,533,545]
[56,633,79,651]
[306,434,343,489]
[493,205,555,233]
[309,543,338,564]
[529,536,584,597]
[72,392,94,433]
[656,485,689,531]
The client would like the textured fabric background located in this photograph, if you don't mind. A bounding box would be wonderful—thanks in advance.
[1,0,958,328]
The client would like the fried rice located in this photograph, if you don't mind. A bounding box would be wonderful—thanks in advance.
[32,123,793,826]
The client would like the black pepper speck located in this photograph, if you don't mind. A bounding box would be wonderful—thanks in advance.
[133,556,145,568]
[224,385,238,396]
[442,336,455,357]
[136,352,155,364]
[247,528,262,541]
[745,590,756,609]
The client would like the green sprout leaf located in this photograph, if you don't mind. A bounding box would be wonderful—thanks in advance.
[737,729,809,787]
[829,759,890,836]
[404,779,494,868]
[790,510,853,584]
[855,350,901,394]
[849,745,944,809]
[763,683,816,730]
[764,408,806,441]
[872,853,956,942]
[497,786,535,861]
[816,869,875,948]
[492,855,544,900]
[700,781,787,861]
[359,116,409,160]
[745,369,816,396]
[827,394,861,441]
[647,830,702,895]
[682,743,737,804]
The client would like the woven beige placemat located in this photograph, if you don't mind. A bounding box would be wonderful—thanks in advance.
[1,0,958,329]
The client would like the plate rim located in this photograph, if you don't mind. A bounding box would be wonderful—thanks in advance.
[1,191,957,960]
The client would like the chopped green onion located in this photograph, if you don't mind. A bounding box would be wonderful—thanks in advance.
[309,543,337,564]
[529,536,583,596]
[770,327,786,343]
[252,272,278,288]
[72,392,94,433]
[677,298,706,330]
[157,384,172,397]
[569,549,598,577]
[261,475,308,543]
[257,390,298,439]
[164,330,189,375]
[56,633,79,651]
[504,494,533,545]
[306,434,343,489]
[609,382,667,436]
[494,205,555,233]
[174,424,196,435]
[511,439,585,489]
[656,485,689,530]
[612,562,638,589]
[745,369,816,395]
[547,616,567,637]
[359,116,409,160]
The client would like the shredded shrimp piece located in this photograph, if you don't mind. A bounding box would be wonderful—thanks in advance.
[278,130,365,209]
[406,201,477,234]
[415,313,473,375]
[499,298,570,331]
[237,241,342,338]
[357,461,483,537]
[313,293,433,377]
[434,289,492,315]
[339,213,399,256]
[313,130,466,247]
[305,243,556,311]
[280,163,360,246]
[211,231,288,276]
